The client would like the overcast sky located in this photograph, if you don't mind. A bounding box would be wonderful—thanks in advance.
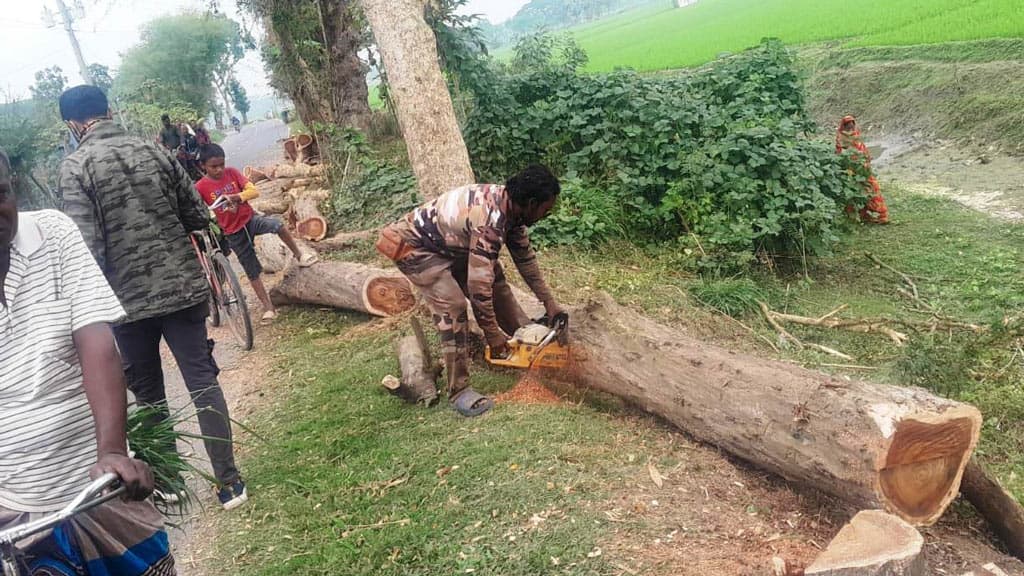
[0,0,531,102]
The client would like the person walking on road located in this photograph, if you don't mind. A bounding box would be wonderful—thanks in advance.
[56,85,250,511]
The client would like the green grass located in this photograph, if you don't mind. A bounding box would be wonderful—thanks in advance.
[571,0,1024,72]
[205,308,669,575]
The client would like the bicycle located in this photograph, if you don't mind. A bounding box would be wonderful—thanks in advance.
[190,216,254,351]
[0,474,124,575]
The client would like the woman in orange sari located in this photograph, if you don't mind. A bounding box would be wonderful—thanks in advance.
[836,115,889,224]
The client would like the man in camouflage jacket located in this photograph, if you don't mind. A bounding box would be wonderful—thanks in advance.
[378,164,566,417]
[57,85,248,509]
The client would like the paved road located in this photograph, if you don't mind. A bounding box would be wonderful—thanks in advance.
[220,119,289,169]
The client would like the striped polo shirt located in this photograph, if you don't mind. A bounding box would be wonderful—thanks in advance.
[0,210,125,512]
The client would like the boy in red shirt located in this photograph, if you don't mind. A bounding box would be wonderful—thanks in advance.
[196,144,318,323]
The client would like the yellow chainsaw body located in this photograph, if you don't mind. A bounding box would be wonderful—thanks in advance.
[485,323,570,369]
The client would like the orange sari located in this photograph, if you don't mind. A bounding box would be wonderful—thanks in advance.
[836,115,889,224]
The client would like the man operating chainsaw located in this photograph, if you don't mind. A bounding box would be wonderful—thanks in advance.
[377,164,567,417]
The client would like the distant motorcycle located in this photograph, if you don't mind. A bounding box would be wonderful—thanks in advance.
[230,116,241,133]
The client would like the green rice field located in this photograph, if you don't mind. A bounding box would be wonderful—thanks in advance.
[573,0,1024,72]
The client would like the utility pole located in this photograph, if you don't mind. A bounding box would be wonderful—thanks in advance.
[42,0,93,85]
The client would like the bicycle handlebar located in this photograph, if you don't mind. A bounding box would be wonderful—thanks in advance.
[0,474,124,546]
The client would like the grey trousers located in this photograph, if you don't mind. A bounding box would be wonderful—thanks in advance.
[113,302,240,486]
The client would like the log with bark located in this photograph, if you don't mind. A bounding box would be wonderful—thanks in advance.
[270,261,417,317]
[253,234,297,274]
[281,177,324,192]
[960,459,1024,561]
[244,166,270,184]
[804,510,926,575]
[290,195,328,242]
[559,293,981,525]
[383,318,440,406]
[315,229,377,252]
[249,193,292,215]
[283,138,298,163]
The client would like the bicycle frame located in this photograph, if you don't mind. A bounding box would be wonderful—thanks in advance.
[0,474,124,576]
[190,228,225,303]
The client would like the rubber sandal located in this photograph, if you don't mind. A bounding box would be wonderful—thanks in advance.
[260,310,277,325]
[451,388,494,417]
[298,252,320,267]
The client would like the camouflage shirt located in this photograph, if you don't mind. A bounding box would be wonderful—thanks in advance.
[58,120,210,323]
[397,184,555,335]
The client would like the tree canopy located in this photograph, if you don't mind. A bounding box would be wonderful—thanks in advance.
[115,12,248,117]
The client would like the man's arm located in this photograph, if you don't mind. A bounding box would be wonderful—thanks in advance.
[75,324,153,500]
[506,225,564,318]
[162,146,209,232]
[55,212,153,499]
[58,160,107,269]
[467,225,506,349]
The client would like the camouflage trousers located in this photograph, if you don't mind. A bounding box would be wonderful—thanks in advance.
[397,250,529,397]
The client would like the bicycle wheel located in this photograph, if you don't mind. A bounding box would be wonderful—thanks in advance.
[207,289,222,327]
[211,252,254,351]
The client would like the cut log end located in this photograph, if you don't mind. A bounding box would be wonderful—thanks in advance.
[879,410,980,525]
[364,276,417,317]
[806,510,925,575]
[297,217,328,242]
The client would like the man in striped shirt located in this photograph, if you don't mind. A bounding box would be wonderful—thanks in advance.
[0,149,175,574]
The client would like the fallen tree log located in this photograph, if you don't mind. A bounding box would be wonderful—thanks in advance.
[961,459,1024,561]
[253,233,297,273]
[270,261,416,317]
[249,194,291,215]
[291,196,328,242]
[561,293,981,525]
[315,229,377,252]
[281,177,324,192]
[244,166,270,183]
[805,510,925,575]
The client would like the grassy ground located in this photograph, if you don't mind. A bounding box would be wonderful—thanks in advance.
[202,186,1024,574]
[571,0,1024,72]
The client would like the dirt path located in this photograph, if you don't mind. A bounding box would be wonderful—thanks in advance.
[874,138,1024,221]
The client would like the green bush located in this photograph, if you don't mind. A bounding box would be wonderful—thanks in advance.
[463,37,862,267]
[531,178,625,248]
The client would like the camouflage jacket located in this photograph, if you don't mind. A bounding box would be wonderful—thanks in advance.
[395,184,556,337]
[58,120,210,323]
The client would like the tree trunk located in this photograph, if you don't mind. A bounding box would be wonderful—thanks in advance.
[253,233,297,273]
[290,195,329,242]
[360,0,475,199]
[270,261,416,317]
[559,293,981,526]
[319,0,372,131]
[961,459,1024,561]
[805,510,926,575]
[315,229,377,252]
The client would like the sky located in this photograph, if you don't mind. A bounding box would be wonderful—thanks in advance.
[0,0,531,102]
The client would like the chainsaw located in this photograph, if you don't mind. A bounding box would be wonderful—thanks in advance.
[485,314,570,369]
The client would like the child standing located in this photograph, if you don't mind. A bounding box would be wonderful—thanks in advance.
[196,144,318,324]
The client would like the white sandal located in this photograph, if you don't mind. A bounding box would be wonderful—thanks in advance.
[298,252,319,267]
[260,310,278,325]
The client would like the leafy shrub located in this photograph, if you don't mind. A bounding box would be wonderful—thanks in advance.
[462,37,862,268]
[531,178,626,248]
[689,278,766,317]
[317,125,420,232]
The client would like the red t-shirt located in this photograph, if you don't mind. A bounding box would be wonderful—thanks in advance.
[195,167,254,235]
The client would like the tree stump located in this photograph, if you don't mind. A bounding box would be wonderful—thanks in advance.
[805,510,925,575]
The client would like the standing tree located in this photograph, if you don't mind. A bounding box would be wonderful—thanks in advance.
[359,0,474,199]
[229,79,251,124]
[87,64,114,94]
[29,66,68,102]
[116,13,250,120]
[241,0,371,130]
